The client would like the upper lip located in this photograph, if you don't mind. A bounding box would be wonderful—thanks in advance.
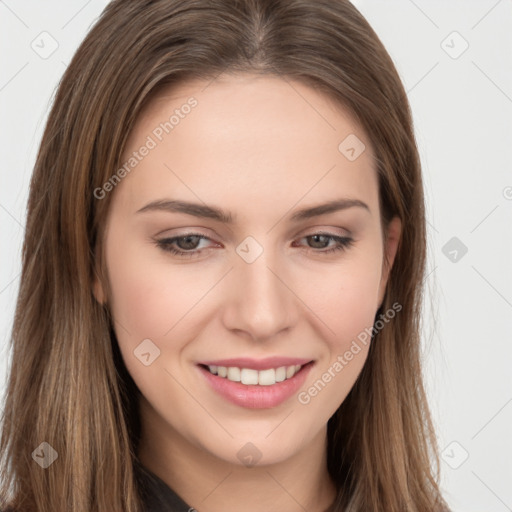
[198,357,313,371]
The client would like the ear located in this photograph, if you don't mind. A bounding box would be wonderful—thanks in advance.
[377,216,402,308]
[92,259,106,306]
[92,275,106,305]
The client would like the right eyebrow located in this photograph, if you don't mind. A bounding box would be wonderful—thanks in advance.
[136,199,234,223]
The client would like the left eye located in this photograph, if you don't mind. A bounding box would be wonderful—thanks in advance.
[155,232,354,257]
[294,233,354,253]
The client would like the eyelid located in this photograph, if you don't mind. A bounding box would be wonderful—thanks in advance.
[298,226,351,238]
[154,226,220,239]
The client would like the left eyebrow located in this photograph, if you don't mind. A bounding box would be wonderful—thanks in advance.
[135,197,370,223]
[289,198,370,222]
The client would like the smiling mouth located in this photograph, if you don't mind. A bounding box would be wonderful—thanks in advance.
[197,360,315,409]
[199,362,312,386]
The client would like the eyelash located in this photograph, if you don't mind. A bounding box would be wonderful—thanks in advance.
[155,232,354,258]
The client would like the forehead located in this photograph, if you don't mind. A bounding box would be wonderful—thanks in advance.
[114,73,378,219]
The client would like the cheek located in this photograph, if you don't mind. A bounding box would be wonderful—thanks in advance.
[301,250,383,348]
[294,247,382,405]
[104,236,209,399]
[105,234,211,340]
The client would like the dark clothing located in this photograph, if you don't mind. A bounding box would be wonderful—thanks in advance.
[134,460,192,512]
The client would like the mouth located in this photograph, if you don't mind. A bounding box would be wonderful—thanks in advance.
[196,358,315,409]
[200,363,306,386]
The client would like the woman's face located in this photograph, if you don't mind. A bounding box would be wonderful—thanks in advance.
[94,73,400,467]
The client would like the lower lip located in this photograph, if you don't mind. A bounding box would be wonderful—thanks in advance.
[198,363,314,409]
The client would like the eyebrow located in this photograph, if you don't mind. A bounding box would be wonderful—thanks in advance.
[135,198,370,223]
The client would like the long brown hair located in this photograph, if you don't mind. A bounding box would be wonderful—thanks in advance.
[0,0,449,510]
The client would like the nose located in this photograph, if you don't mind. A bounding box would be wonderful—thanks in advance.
[221,247,298,341]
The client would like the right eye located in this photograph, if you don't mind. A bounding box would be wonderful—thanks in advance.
[155,233,219,258]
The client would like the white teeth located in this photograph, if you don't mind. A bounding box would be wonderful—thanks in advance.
[275,366,286,382]
[227,367,241,382]
[207,364,304,385]
[258,368,275,386]
[240,368,259,385]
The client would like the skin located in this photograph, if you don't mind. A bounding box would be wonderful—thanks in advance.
[93,73,401,512]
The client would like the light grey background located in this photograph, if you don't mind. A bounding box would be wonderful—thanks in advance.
[1,1,511,510]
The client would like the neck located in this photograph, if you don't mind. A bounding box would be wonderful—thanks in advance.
[137,397,337,512]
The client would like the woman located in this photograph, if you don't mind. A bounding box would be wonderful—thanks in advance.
[0,0,449,510]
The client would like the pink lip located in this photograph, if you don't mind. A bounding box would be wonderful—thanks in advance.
[198,356,312,371]
[197,361,314,409]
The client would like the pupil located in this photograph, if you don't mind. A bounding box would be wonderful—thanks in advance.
[309,235,328,248]
[178,235,200,250]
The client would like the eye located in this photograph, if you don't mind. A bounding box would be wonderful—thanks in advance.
[155,233,218,258]
[155,231,354,259]
[293,233,354,254]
